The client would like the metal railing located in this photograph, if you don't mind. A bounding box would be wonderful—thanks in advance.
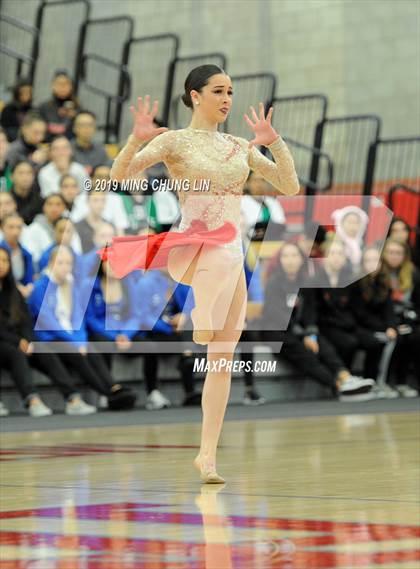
[0,14,39,81]
[79,53,131,142]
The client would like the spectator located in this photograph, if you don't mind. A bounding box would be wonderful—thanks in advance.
[260,241,374,399]
[20,193,81,267]
[241,171,286,241]
[0,191,17,239]
[73,190,108,253]
[349,246,398,389]
[136,268,202,409]
[382,238,420,396]
[0,213,34,299]
[38,136,89,198]
[314,238,384,378]
[38,217,83,275]
[0,78,34,142]
[296,221,326,279]
[6,112,48,170]
[119,171,156,234]
[58,173,82,214]
[79,220,116,278]
[38,69,81,142]
[71,111,112,175]
[0,127,12,191]
[28,246,137,410]
[71,167,129,235]
[0,244,96,416]
[10,160,43,225]
[0,245,51,416]
[330,205,368,274]
[84,258,144,384]
[388,217,417,264]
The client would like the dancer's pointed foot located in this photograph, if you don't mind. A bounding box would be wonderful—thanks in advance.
[193,455,226,484]
[191,308,215,345]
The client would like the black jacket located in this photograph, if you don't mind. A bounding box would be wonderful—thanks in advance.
[0,285,35,346]
[261,267,318,336]
[313,267,357,332]
[349,277,397,331]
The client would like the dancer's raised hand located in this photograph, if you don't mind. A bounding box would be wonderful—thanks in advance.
[130,95,168,142]
[244,102,279,148]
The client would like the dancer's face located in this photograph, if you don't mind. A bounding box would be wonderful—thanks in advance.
[191,74,233,125]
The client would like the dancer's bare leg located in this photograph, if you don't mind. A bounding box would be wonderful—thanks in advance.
[167,244,240,344]
[194,266,247,482]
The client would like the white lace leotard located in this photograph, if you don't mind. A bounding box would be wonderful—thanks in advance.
[109,126,300,262]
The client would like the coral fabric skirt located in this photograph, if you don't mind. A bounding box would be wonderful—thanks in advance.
[96,220,237,278]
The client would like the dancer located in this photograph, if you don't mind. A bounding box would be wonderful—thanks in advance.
[98,65,300,482]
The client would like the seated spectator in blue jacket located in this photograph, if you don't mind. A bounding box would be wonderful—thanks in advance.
[28,246,137,410]
[38,217,83,276]
[136,268,202,409]
[0,212,34,299]
[79,220,116,279]
[85,258,143,347]
[20,193,82,268]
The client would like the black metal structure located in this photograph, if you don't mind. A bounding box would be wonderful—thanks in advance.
[79,53,131,142]
[0,14,38,82]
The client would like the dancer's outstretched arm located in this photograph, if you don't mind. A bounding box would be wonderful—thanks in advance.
[240,102,300,196]
[110,95,174,182]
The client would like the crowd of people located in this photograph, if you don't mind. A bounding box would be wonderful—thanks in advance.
[0,72,419,419]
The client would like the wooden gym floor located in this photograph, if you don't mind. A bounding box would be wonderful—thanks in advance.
[0,403,419,568]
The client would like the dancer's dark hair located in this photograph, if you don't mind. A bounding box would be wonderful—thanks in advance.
[182,64,226,108]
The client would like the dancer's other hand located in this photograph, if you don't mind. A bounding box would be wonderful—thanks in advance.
[129,95,168,142]
[244,102,279,148]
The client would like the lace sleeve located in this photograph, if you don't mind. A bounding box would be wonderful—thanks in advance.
[248,136,300,196]
[110,131,174,181]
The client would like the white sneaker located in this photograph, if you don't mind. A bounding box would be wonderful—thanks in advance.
[0,401,10,417]
[145,389,172,410]
[98,395,109,409]
[28,397,53,417]
[371,384,400,399]
[395,384,419,398]
[65,397,97,415]
[338,375,374,397]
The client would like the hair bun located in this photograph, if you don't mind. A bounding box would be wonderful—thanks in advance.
[181,93,191,108]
